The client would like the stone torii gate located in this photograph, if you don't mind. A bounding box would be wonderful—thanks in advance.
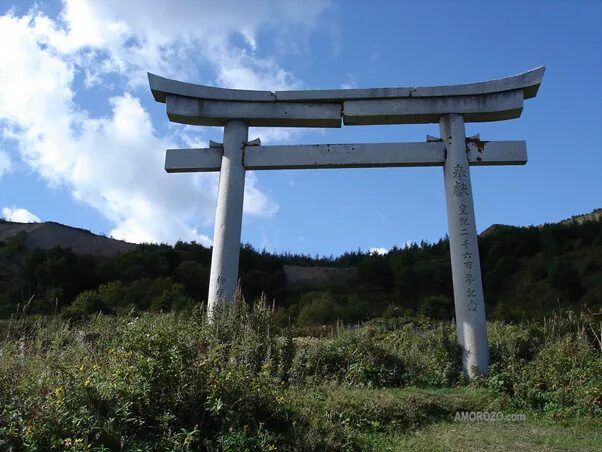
[148,67,544,377]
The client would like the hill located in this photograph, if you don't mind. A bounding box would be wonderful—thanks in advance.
[0,209,600,321]
[561,208,602,225]
[0,220,136,257]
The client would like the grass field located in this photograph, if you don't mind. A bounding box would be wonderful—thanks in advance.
[364,414,602,451]
[285,386,602,451]
[1,305,600,450]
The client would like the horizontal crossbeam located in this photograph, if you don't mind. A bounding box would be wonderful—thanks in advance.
[343,90,524,125]
[166,95,341,127]
[165,141,527,172]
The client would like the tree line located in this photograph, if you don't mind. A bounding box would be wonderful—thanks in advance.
[0,216,601,324]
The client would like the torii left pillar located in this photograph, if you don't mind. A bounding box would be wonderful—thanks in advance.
[207,120,248,315]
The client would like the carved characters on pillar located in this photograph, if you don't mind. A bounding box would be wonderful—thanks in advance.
[452,164,478,312]
[216,275,226,300]
[452,164,469,198]
[452,164,467,180]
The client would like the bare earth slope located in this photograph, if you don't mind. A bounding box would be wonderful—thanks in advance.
[283,264,357,289]
[0,221,137,257]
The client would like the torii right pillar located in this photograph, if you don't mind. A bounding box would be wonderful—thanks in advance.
[441,113,489,377]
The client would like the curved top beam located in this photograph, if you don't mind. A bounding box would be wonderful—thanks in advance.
[148,67,544,104]
[280,67,544,102]
[149,74,275,103]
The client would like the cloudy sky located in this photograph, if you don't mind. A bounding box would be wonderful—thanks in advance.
[0,1,600,256]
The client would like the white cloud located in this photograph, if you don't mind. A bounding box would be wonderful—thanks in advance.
[252,127,304,145]
[37,0,331,89]
[0,150,11,177]
[340,74,357,89]
[0,1,329,244]
[244,172,279,218]
[69,93,221,244]
[211,47,301,91]
[369,247,388,255]
[2,206,40,223]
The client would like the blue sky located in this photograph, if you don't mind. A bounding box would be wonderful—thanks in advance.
[0,0,600,256]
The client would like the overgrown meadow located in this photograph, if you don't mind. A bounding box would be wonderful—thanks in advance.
[1,300,600,450]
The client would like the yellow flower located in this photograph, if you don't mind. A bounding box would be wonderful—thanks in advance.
[84,378,92,387]
[54,386,64,397]
[79,365,85,372]
[184,436,192,446]
[74,438,83,446]
[55,399,64,407]
[63,437,72,446]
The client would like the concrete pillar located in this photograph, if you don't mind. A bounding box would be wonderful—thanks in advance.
[207,120,248,315]
[440,114,489,377]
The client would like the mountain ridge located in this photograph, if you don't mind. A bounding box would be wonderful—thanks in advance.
[0,220,136,257]
[1,207,601,258]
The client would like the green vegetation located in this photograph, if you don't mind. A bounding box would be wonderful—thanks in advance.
[1,213,601,324]
[0,213,600,448]
[1,303,600,450]
[363,416,602,451]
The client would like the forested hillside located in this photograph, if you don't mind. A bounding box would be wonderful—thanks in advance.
[0,210,601,323]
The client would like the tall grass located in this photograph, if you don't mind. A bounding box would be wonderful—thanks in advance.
[0,302,600,450]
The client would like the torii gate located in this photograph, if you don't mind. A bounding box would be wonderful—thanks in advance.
[149,67,544,377]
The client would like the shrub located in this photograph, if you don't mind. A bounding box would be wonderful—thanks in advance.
[486,316,602,417]
[149,283,192,311]
[419,295,453,320]
[548,261,584,301]
[381,320,462,387]
[297,291,338,326]
[292,330,405,387]
[291,319,462,388]
[511,333,601,416]
[62,290,111,320]
[0,304,300,450]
